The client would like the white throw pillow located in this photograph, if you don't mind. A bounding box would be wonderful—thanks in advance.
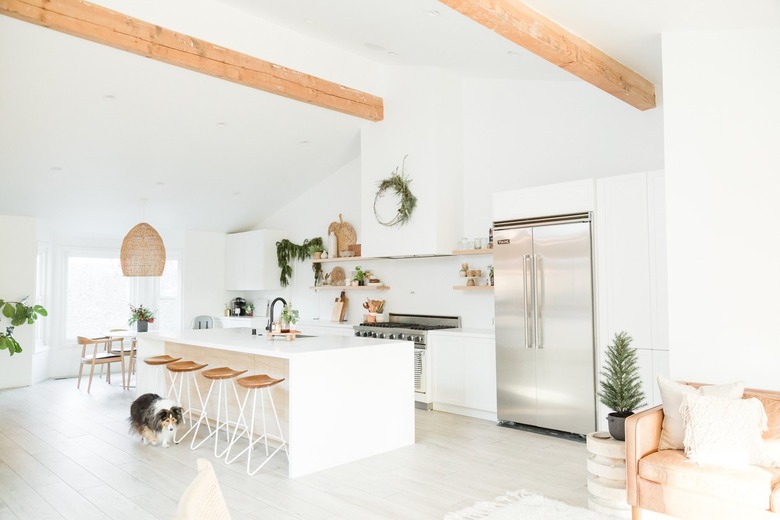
[682,393,767,467]
[657,375,744,451]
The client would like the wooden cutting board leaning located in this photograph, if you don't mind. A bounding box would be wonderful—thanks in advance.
[331,291,348,322]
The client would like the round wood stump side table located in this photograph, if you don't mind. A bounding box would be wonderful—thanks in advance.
[586,432,631,518]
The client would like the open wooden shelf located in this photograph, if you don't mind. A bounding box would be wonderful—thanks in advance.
[452,249,493,256]
[453,285,494,291]
[311,285,390,291]
[312,256,379,264]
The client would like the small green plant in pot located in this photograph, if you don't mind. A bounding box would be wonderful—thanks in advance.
[128,304,155,333]
[598,331,645,441]
[279,303,299,333]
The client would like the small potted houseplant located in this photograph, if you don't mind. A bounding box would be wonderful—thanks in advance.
[598,331,645,441]
[279,302,299,333]
[128,304,155,333]
[352,266,367,286]
[308,243,325,260]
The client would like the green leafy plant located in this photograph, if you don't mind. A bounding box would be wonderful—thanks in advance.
[374,155,417,227]
[598,331,645,415]
[128,304,155,325]
[0,298,48,356]
[352,266,366,284]
[280,303,299,326]
[276,237,324,287]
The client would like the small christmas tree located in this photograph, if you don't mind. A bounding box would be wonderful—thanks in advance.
[598,331,645,415]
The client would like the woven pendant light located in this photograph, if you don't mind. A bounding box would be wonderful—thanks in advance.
[120,222,166,276]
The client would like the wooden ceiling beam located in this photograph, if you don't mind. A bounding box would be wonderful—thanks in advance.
[438,0,656,111]
[0,0,384,121]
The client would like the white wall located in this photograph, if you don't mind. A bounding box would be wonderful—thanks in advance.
[462,79,665,238]
[0,215,38,388]
[663,29,780,389]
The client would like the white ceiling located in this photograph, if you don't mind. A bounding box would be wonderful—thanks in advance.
[1,0,779,239]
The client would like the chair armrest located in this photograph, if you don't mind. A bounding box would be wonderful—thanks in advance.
[625,404,664,506]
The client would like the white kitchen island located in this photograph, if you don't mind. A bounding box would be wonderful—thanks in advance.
[137,328,414,478]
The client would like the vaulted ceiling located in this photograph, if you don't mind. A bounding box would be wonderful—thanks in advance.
[1,0,778,239]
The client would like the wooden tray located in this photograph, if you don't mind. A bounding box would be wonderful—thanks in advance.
[266,330,301,341]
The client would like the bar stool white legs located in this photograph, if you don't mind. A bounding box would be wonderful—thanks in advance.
[225,374,288,475]
[165,360,208,444]
[142,355,181,397]
[190,367,247,457]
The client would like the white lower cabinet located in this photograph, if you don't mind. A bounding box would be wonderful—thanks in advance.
[430,332,497,421]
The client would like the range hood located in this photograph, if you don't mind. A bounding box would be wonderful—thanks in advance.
[359,67,463,258]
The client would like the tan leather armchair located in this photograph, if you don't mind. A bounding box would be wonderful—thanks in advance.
[625,387,780,520]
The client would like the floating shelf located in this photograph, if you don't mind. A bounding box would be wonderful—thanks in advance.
[452,249,493,256]
[312,256,379,264]
[453,285,494,291]
[311,285,390,291]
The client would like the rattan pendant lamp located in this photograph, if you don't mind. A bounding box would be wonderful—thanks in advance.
[120,201,166,276]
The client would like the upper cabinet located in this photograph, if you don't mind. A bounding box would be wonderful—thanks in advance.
[225,230,284,291]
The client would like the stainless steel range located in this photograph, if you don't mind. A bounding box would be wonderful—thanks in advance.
[354,313,461,409]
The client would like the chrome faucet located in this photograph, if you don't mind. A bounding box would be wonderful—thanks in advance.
[266,297,287,332]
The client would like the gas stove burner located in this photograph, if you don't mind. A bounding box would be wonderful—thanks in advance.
[354,313,461,345]
[357,322,455,331]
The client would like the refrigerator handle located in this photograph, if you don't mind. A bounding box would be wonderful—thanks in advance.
[534,255,543,349]
[523,254,532,349]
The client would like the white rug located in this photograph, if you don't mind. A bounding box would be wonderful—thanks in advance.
[445,490,617,520]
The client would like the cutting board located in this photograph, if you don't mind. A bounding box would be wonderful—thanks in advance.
[331,291,348,322]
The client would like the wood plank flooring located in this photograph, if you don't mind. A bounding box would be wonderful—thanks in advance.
[0,378,590,519]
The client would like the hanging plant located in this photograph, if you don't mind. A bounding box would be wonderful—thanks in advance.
[276,237,324,287]
[374,155,417,227]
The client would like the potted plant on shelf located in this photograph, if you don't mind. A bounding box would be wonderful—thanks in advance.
[279,302,299,333]
[308,243,325,260]
[128,304,155,333]
[598,331,645,441]
[353,266,367,286]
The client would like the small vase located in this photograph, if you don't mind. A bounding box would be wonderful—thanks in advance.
[280,321,291,333]
[137,320,149,333]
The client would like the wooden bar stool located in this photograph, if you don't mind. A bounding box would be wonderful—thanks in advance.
[190,367,248,456]
[224,374,288,475]
[142,354,181,396]
[166,360,208,444]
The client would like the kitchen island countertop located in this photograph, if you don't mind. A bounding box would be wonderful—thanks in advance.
[142,327,389,359]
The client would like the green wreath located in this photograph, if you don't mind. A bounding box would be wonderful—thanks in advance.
[374,156,417,227]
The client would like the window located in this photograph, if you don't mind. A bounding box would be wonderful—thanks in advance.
[63,248,182,339]
[65,254,130,339]
[35,244,51,351]
[156,257,181,331]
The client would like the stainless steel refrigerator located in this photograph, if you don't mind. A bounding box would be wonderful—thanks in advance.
[494,212,596,435]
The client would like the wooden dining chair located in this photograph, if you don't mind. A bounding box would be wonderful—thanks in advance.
[76,336,125,393]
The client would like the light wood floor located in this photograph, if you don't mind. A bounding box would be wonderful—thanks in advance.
[0,378,589,519]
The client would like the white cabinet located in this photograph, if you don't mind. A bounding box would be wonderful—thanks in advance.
[225,230,284,291]
[430,332,497,421]
[595,171,669,429]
